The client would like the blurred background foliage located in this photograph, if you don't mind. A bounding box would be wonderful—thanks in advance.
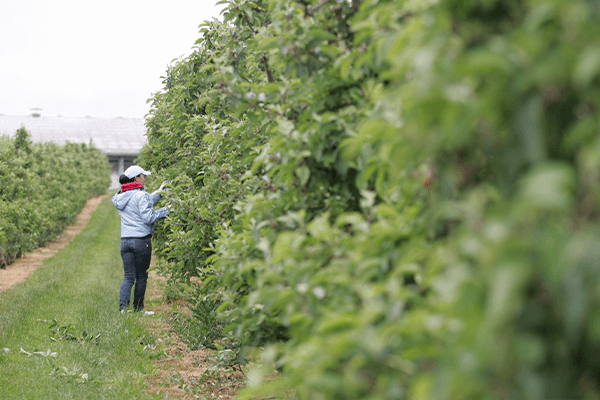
[0,127,110,267]
[139,0,600,398]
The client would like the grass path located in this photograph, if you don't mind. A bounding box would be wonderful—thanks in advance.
[0,195,105,293]
[0,196,160,399]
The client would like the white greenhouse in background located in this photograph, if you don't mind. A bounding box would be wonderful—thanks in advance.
[0,115,147,189]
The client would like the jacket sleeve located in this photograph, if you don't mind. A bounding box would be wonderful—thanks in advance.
[149,191,162,206]
[138,192,169,224]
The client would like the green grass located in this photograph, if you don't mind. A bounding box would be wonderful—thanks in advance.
[0,196,161,400]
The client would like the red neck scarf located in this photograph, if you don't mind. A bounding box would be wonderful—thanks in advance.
[121,182,143,192]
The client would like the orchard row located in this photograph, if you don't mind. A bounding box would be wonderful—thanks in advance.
[0,127,110,267]
[141,1,600,399]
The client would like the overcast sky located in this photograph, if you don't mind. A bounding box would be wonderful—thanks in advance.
[0,0,225,119]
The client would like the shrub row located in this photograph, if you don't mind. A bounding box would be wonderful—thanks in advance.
[0,127,110,267]
[140,0,600,398]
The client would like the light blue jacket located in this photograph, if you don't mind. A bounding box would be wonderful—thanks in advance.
[112,188,169,238]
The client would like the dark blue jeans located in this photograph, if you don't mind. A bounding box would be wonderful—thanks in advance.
[119,237,152,311]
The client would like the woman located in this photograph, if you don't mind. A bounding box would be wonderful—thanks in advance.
[112,165,170,314]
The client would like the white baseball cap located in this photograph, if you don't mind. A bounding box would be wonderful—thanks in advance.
[124,165,151,179]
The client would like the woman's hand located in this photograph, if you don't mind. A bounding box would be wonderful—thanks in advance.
[156,180,170,193]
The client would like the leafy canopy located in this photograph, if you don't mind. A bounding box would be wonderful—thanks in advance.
[140,0,600,398]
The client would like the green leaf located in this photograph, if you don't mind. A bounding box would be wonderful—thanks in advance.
[519,163,576,211]
[295,166,310,186]
[514,95,546,165]
[573,46,600,88]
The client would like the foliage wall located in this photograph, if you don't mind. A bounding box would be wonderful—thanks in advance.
[140,0,600,398]
[0,128,110,267]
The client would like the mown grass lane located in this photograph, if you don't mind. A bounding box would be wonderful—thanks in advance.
[0,196,161,399]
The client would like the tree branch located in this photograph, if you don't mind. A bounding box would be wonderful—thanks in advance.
[262,55,276,83]
[308,0,332,15]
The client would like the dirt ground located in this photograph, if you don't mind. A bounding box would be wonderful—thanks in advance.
[142,272,247,399]
[0,195,106,293]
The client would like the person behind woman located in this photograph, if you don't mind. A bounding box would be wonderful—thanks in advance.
[112,165,170,315]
